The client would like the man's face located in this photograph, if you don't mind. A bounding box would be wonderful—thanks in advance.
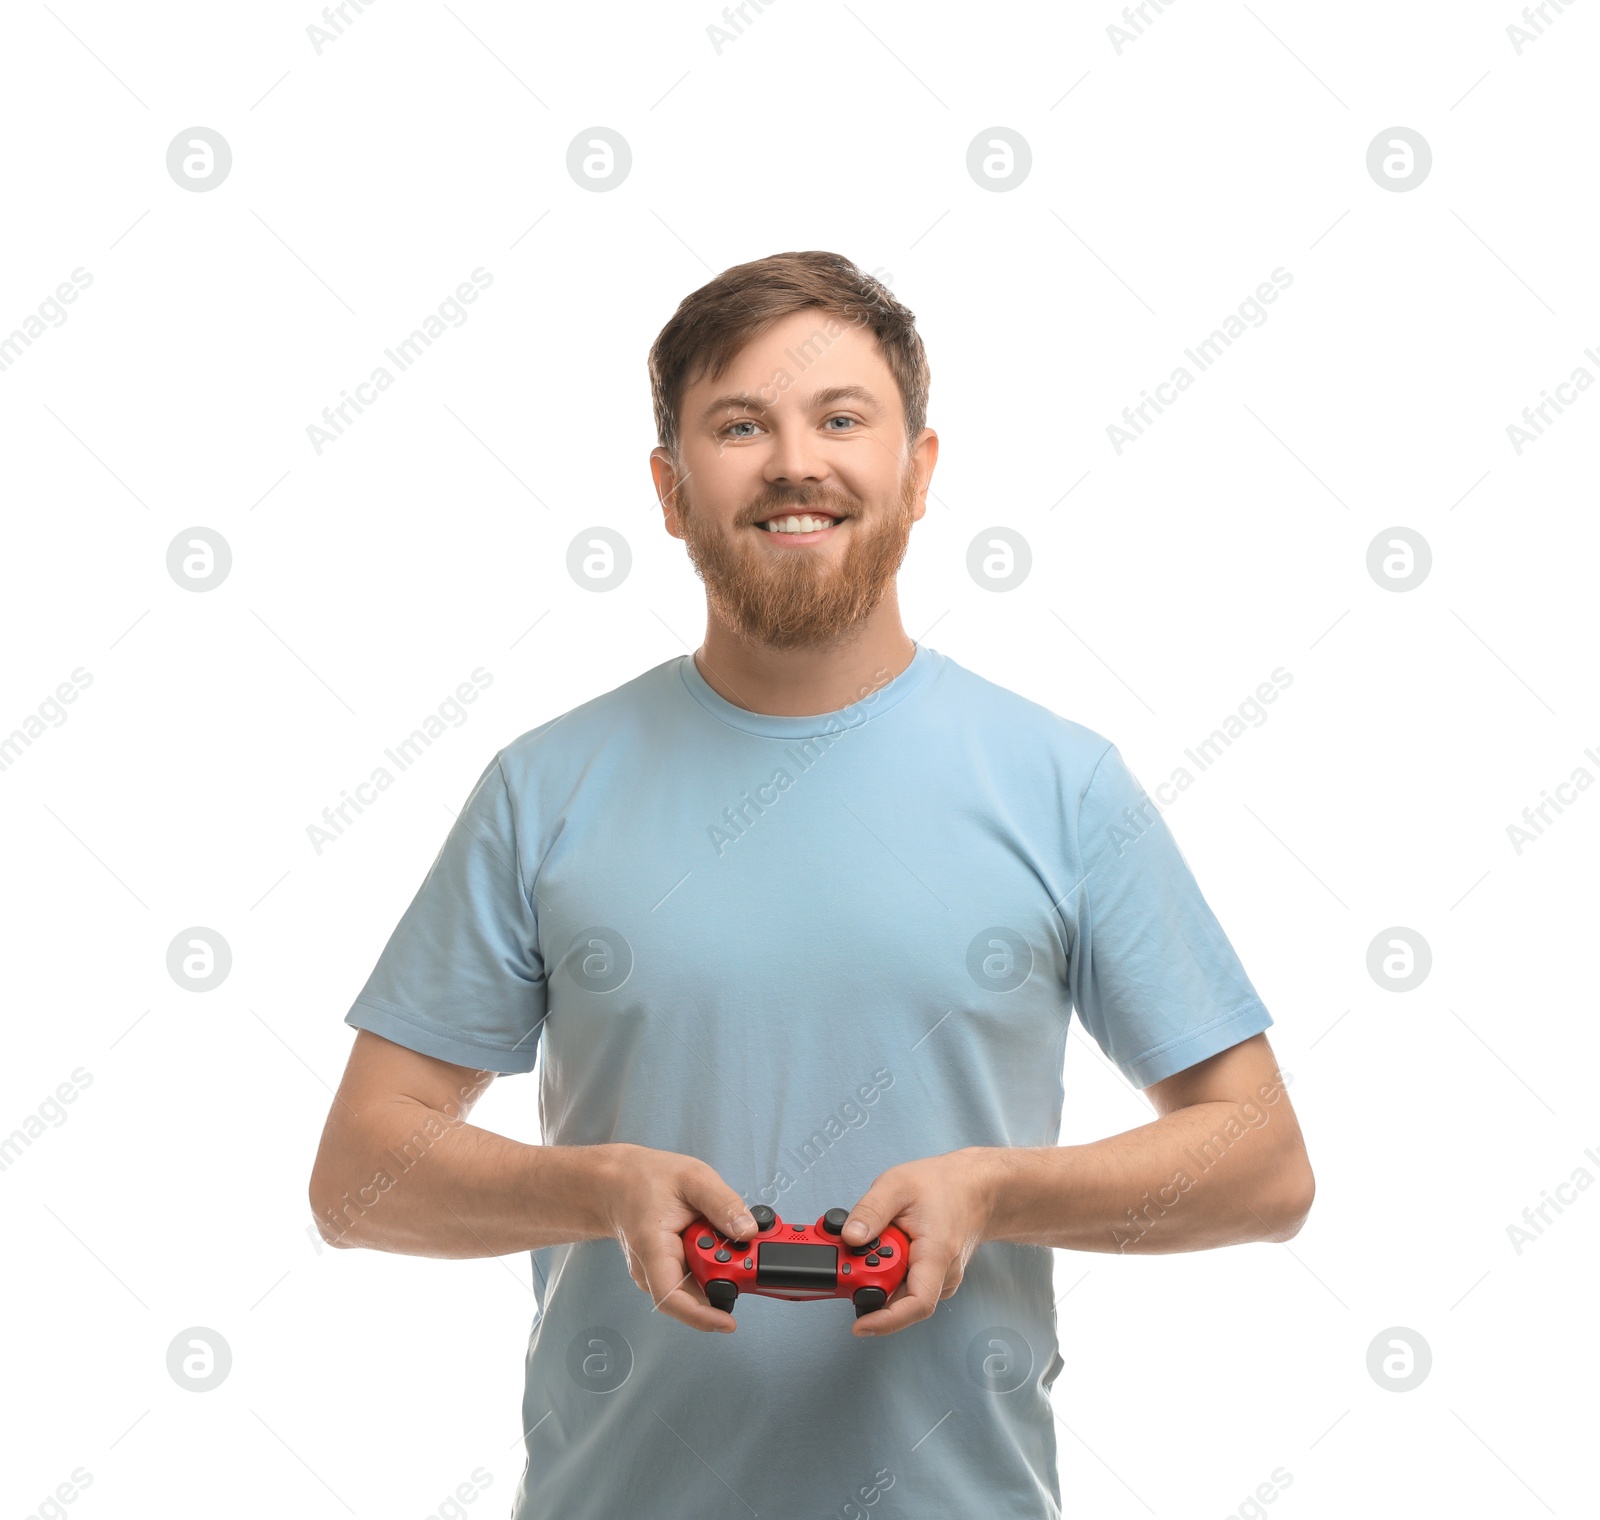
[654,307,933,651]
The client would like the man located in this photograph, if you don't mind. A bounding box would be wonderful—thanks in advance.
[309,250,1314,1518]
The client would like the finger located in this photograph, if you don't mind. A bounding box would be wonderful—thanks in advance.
[683,1172,758,1242]
[852,1238,951,1337]
[841,1173,907,1247]
[637,1238,738,1333]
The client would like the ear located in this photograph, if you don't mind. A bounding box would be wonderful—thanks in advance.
[650,447,686,538]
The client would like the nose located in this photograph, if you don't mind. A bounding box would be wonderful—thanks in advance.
[761,420,831,494]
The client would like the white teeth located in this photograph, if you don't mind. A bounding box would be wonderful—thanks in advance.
[760,515,836,534]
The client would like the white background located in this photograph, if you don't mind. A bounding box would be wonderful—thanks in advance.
[1,1,1595,1516]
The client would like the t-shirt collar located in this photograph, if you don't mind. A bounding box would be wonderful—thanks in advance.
[677,641,936,738]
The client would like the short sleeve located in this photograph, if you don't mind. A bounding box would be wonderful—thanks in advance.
[1066,744,1272,1088]
[344,752,546,1073]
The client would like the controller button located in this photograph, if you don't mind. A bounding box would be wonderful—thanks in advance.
[750,1205,777,1232]
[728,1240,749,1252]
[743,1257,752,1270]
[822,1208,850,1236]
[714,1249,731,1263]
[865,1254,880,1266]
[697,1235,714,1249]
[849,1238,881,1257]
[841,1263,851,1274]
[877,1243,894,1258]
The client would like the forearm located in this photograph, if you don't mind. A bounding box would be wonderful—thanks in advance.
[311,1099,629,1258]
[972,1099,1312,1254]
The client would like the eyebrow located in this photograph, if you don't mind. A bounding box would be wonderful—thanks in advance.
[697,384,883,425]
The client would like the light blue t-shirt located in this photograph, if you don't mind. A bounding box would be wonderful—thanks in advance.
[344,643,1273,1519]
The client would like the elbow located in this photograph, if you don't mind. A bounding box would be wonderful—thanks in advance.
[308,1165,357,1250]
[1264,1156,1316,1242]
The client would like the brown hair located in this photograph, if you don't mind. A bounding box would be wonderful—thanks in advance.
[647,250,930,462]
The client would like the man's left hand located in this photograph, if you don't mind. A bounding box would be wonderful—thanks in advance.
[842,1149,994,1337]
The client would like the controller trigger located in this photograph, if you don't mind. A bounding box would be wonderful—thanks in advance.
[852,1286,887,1319]
[706,1280,738,1315]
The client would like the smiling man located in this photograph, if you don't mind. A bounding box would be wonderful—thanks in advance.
[310,250,1314,1519]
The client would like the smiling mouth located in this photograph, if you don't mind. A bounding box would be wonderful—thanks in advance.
[754,512,846,535]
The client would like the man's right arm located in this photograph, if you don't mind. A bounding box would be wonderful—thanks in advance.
[307,1029,624,1258]
[307,1029,756,1331]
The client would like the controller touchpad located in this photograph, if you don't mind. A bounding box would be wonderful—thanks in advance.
[756,1242,837,1289]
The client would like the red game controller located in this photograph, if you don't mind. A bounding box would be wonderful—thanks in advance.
[681,1205,910,1320]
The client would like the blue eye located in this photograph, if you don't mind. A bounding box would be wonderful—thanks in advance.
[825,416,857,431]
[725,420,759,438]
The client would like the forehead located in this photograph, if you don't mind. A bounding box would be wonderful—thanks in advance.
[683,308,899,420]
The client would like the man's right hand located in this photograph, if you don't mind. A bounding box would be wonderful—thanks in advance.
[601,1144,757,1332]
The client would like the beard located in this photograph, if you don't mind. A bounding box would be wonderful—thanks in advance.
[674,465,918,652]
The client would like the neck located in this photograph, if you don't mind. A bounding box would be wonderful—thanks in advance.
[692,596,917,717]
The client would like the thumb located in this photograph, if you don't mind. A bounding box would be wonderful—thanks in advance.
[686,1173,757,1240]
[842,1173,905,1244]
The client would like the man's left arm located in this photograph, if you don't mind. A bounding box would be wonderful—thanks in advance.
[843,1032,1314,1336]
